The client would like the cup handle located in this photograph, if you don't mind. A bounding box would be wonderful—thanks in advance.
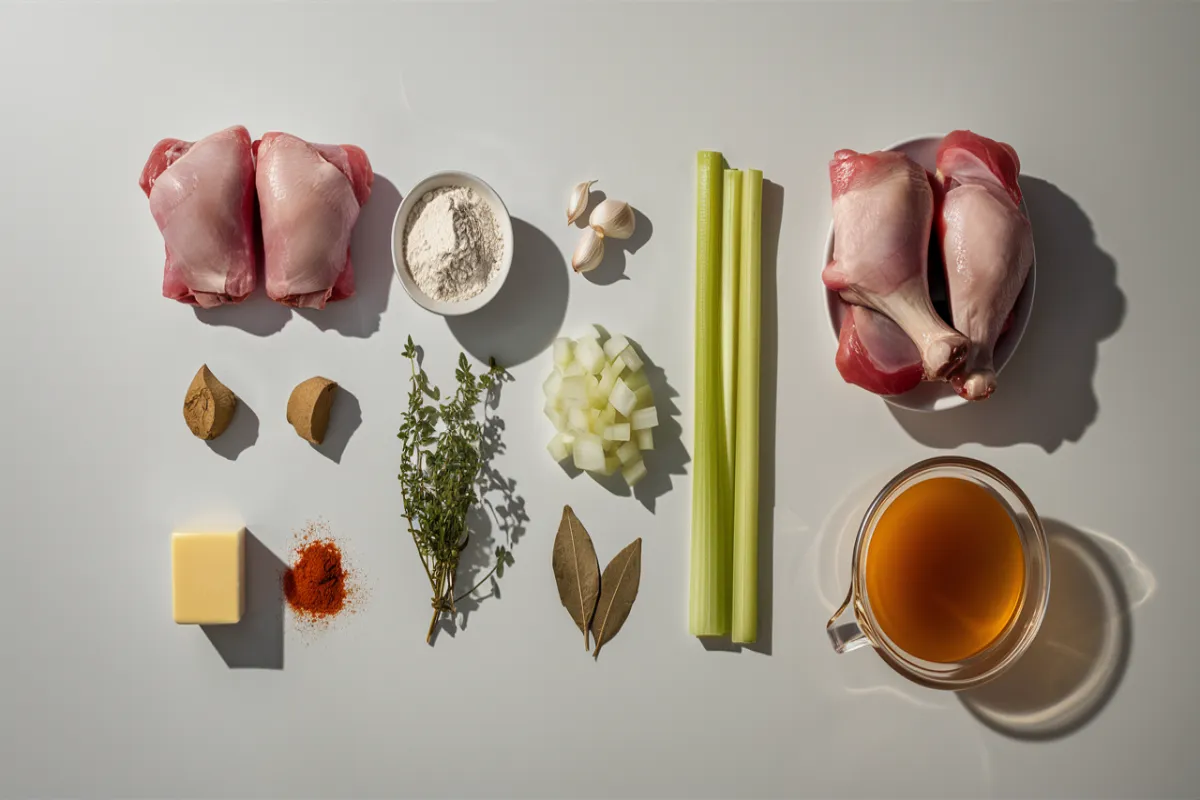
[826,587,871,654]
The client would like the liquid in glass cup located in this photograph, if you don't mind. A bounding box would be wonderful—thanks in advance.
[826,456,1050,690]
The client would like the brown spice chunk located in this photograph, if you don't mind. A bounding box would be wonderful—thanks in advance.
[287,376,338,444]
[183,364,237,440]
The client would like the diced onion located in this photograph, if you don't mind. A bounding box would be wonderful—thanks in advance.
[544,329,661,483]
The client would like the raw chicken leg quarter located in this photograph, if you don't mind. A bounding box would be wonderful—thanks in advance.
[255,132,374,309]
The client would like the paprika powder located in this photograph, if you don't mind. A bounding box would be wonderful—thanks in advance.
[283,520,360,626]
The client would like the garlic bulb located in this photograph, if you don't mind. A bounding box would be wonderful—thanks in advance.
[566,180,597,225]
[589,199,636,240]
[572,228,605,273]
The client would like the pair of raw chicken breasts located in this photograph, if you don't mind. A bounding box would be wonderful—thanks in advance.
[139,126,373,310]
[825,130,1034,401]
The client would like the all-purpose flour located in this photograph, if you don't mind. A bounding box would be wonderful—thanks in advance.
[403,187,503,303]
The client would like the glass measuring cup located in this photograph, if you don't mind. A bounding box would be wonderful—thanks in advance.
[826,456,1051,690]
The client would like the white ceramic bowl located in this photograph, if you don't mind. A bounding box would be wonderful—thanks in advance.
[824,135,1036,412]
[392,171,514,316]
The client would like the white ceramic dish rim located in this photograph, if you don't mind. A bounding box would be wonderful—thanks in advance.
[823,134,1037,413]
[391,171,515,317]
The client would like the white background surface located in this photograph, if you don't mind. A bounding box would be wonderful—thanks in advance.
[1,3,1197,798]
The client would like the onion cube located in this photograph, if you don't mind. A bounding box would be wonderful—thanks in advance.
[604,423,631,442]
[631,406,659,430]
[575,336,606,374]
[543,371,563,398]
[616,440,641,465]
[622,459,648,487]
[609,378,637,417]
[634,385,655,409]
[553,338,574,368]
[547,434,571,462]
[572,434,606,472]
[603,335,630,360]
[636,428,654,450]
[558,376,589,408]
[619,345,644,373]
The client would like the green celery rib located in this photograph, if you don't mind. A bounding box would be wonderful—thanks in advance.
[732,168,762,644]
[689,151,731,637]
[719,170,743,513]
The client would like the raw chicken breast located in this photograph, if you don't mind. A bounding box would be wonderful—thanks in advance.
[823,149,968,380]
[255,132,374,309]
[936,131,1033,401]
[835,303,924,396]
[138,126,257,308]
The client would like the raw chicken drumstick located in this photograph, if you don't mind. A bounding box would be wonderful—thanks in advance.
[823,149,968,380]
[255,132,374,309]
[936,130,1033,401]
[835,303,924,395]
[139,125,257,308]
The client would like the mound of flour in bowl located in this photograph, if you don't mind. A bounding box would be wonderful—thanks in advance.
[403,186,503,303]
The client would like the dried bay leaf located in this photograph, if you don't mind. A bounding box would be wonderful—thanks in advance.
[593,538,642,660]
[552,506,600,650]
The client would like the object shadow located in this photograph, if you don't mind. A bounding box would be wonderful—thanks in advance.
[447,218,569,368]
[202,531,285,669]
[694,180,783,656]
[312,386,362,464]
[959,519,1133,740]
[296,175,401,338]
[578,189,654,286]
[193,294,291,337]
[206,401,259,461]
[890,178,1126,452]
[431,371,525,643]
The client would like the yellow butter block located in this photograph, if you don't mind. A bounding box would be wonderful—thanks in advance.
[172,529,245,624]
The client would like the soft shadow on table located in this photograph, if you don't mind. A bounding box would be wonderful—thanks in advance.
[193,294,291,337]
[202,531,285,669]
[206,401,259,461]
[311,386,361,464]
[576,190,655,286]
[432,373,525,643]
[890,178,1126,452]
[697,180,784,656]
[297,175,401,338]
[448,218,568,367]
[960,519,1149,740]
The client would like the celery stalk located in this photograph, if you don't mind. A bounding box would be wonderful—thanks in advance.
[731,169,762,644]
[719,170,743,507]
[689,151,732,637]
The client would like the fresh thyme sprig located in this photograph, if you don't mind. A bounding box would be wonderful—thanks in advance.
[398,336,508,643]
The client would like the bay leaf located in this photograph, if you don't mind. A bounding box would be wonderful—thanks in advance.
[552,505,600,650]
[593,538,642,660]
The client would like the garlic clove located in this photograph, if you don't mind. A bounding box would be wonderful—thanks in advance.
[589,198,636,240]
[572,228,605,273]
[567,180,597,225]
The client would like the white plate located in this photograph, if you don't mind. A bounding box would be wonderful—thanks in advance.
[823,135,1036,412]
[392,171,514,317]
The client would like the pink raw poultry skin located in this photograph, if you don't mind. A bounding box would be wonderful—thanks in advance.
[936,131,1033,401]
[255,133,373,309]
[139,126,257,308]
[823,149,967,381]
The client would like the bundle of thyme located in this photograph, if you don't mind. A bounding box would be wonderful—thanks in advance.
[398,336,509,643]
